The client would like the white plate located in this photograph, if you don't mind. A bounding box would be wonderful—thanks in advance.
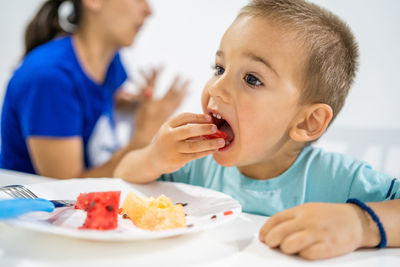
[3,178,241,241]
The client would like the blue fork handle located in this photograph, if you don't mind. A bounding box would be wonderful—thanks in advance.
[0,198,55,219]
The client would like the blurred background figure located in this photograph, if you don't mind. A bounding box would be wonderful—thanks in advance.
[0,0,188,178]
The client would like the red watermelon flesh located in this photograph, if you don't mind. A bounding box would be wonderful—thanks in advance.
[202,129,228,140]
[75,193,89,210]
[78,191,121,230]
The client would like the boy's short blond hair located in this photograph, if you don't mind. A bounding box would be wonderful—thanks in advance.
[239,0,359,123]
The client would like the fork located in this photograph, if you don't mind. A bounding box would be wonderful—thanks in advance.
[0,184,75,219]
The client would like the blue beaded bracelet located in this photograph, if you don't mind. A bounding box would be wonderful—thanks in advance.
[346,198,387,248]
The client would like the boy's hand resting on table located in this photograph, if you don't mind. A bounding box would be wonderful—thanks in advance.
[259,202,380,260]
[114,113,226,183]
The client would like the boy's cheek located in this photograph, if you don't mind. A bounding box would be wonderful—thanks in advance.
[201,87,210,113]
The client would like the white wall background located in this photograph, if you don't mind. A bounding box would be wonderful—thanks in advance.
[0,0,399,176]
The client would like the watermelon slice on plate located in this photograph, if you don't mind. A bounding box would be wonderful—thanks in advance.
[75,193,89,210]
[77,191,121,230]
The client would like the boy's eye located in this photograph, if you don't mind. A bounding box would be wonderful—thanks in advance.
[213,65,225,76]
[244,74,263,87]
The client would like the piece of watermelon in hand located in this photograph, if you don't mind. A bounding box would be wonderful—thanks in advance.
[78,191,121,230]
[202,129,228,140]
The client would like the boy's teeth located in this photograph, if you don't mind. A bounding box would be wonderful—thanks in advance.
[212,113,223,120]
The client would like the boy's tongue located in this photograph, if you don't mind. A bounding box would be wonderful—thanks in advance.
[219,121,234,142]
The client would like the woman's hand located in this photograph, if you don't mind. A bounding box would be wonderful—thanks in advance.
[114,67,162,110]
[147,113,225,175]
[259,202,380,260]
[130,75,189,147]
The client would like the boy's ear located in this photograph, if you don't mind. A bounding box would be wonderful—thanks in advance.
[289,103,333,142]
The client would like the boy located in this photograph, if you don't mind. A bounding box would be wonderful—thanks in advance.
[114,0,400,260]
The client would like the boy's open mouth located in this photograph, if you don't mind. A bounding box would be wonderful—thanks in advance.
[209,112,235,147]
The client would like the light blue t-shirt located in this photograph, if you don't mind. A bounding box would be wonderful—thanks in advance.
[160,146,399,216]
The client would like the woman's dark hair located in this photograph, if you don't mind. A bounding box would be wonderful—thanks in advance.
[24,0,82,56]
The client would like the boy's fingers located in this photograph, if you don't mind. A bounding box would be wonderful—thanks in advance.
[169,113,212,128]
[259,209,295,242]
[174,123,217,140]
[262,219,302,248]
[279,230,318,255]
[179,138,225,153]
[299,242,333,260]
[182,150,217,162]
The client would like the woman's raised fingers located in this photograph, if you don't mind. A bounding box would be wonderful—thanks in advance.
[165,76,189,98]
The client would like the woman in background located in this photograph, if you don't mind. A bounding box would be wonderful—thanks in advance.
[0,0,187,178]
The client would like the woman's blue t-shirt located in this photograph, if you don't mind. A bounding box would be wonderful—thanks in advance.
[0,36,127,174]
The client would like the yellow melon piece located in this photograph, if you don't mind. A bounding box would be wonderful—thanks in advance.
[120,192,186,231]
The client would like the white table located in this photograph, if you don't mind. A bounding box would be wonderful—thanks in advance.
[0,169,399,267]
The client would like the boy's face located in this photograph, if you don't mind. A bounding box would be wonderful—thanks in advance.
[201,16,306,175]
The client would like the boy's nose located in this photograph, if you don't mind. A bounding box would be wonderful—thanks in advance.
[208,76,230,104]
